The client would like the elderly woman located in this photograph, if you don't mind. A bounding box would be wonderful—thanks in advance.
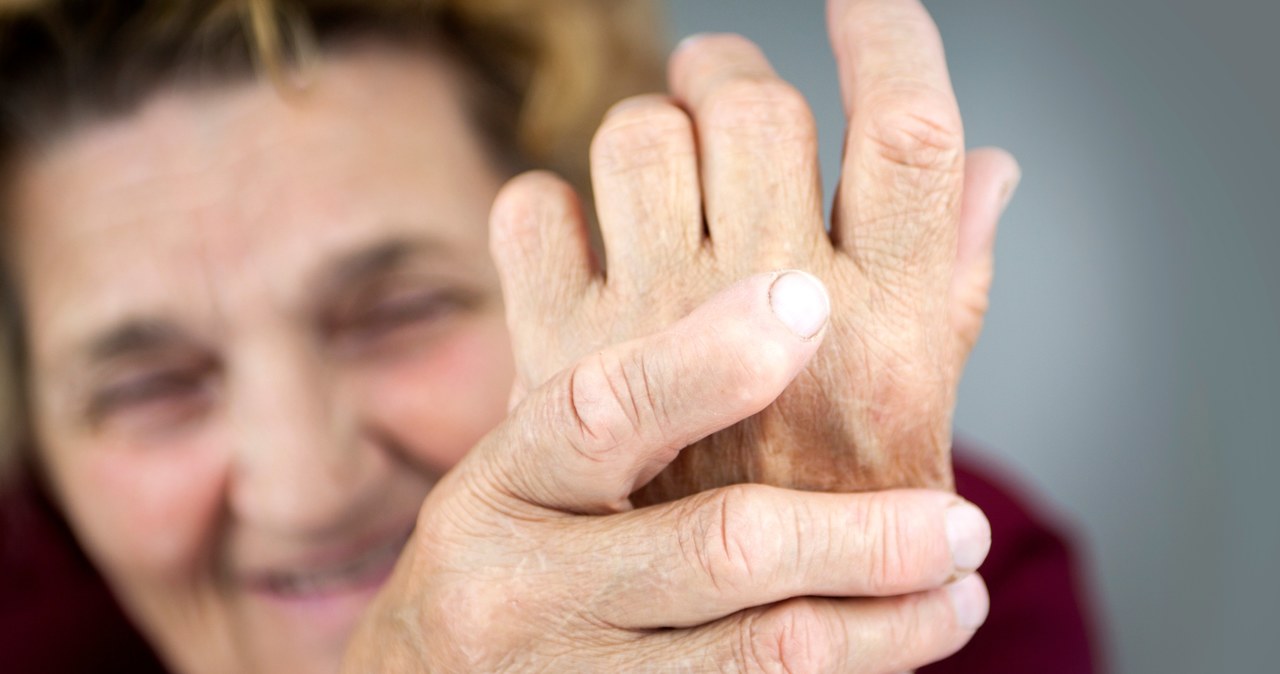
[0,0,1098,672]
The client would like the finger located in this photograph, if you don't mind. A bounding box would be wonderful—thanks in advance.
[951,148,1020,360]
[590,94,704,290]
[464,270,832,514]
[645,576,989,673]
[669,33,828,262]
[576,485,990,629]
[490,171,600,385]
[827,0,965,295]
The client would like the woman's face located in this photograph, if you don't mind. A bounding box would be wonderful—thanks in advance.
[8,45,516,673]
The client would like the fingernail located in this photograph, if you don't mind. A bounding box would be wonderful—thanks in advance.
[675,32,712,56]
[997,169,1022,215]
[947,574,990,631]
[946,501,991,572]
[769,271,830,339]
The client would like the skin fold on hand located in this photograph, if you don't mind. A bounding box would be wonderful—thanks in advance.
[490,0,1021,504]
[343,273,991,672]
[342,3,1002,669]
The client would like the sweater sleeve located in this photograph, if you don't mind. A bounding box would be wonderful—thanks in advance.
[0,469,168,674]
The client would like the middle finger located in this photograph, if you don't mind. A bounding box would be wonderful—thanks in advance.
[827,0,966,295]
[669,33,830,266]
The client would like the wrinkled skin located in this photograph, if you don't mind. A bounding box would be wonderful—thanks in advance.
[345,272,995,672]
[493,3,1019,504]
[13,46,516,673]
[344,0,1015,671]
[11,0,1015,670]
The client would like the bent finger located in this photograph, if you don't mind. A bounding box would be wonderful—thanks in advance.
[463,270,832,514]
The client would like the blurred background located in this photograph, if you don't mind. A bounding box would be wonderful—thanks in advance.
[669,0,1280,672]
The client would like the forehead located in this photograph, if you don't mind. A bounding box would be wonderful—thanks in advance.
[8,45,501,358]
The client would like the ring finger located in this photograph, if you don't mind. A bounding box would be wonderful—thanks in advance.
[642,577,988,673]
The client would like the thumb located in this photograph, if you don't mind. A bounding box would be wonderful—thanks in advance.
[462,270,830,515]
[951,147,1020,363]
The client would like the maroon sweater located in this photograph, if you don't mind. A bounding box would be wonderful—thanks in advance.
[0,448,1104,673]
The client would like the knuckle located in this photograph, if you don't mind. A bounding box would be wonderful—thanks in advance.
[684,485,776,593]
[858,493,924,594]
[592,98,694,175]
[489,170,575,245]
[737,601,838,673]
[692,32,762,58]
[675,32,765,77]
[862,85,964,172]
[703,77,817,146]
[561,348,667,461]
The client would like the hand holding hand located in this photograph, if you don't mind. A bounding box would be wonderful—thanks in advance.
[343,274,991,672]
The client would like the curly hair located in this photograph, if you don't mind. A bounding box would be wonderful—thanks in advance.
[0,0,666,482]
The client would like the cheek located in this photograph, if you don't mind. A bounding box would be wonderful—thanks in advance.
[51,434,228,581]
[360,317,514,471]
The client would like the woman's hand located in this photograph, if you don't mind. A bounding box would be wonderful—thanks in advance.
[342,273,991,672]
[491,0,1021,502]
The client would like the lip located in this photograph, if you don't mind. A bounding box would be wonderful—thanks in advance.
[239,524,413,603]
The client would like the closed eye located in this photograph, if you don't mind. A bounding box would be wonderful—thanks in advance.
[88,365,216,429]
[325,287,478,354]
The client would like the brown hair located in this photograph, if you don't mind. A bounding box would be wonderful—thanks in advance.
[0,0,666,481]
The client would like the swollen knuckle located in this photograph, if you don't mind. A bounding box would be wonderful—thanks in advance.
[686,486,773,592]
[737,602,837,673]
[863,86,963,172]
[489,171,573,244]
[562,348,667,460]
[593,99,694,175]
[704,78,817,145]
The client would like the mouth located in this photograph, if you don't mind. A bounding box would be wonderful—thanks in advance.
[244,527,411,601]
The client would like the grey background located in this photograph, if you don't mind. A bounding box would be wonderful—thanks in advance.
[668,1,1280,672]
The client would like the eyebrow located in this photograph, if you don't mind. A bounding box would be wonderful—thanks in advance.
[85,319,195,365]
[76,234,450,365]
[315,234,450,297]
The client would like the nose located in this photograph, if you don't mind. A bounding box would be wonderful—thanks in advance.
[227,341,386,537]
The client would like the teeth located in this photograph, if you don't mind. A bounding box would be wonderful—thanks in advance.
[262,536,403,598]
